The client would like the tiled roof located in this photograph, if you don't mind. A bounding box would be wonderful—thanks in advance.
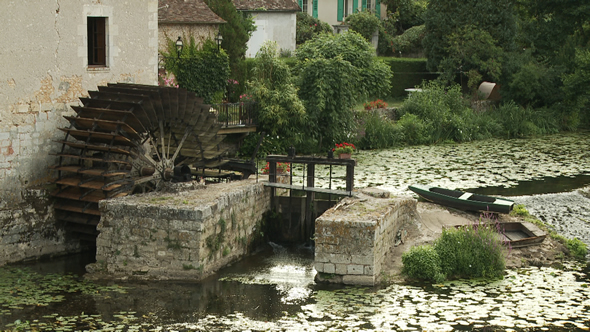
[233,0,300,12]
[159,0,226,24]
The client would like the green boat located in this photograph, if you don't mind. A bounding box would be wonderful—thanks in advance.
[408,184,514,214]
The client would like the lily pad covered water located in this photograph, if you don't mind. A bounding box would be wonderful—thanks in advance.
[2,132,590,331]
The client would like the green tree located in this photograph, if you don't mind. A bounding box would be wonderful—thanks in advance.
[295,32,392,151]
[208,0,256,64]
[422,0,517,80]
[296,12,333,46]
[247,41,306,145]
[161,37,230,104]
[382,0,428,32]
[344,10,381,42]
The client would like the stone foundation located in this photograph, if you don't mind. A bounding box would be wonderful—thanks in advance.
[314,191,417,286]
[0,188,80,265]
[89,179,270,280]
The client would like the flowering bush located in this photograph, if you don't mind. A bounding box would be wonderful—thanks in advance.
[227,79,239,102]
[239,94,254,103]
[158,72,179,88]
[261,162,290,174]
[363,99,388,110]
[332,142,356,155]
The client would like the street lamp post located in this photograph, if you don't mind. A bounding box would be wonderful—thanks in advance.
[176,36,183,58]
[215,32,223,51]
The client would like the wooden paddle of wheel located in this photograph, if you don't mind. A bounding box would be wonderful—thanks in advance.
[50,83,228,244]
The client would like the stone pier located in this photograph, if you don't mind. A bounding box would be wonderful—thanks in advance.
[314,190,417,286]
[88,179,270,280]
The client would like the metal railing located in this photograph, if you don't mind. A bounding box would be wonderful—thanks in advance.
[209,102,257,127]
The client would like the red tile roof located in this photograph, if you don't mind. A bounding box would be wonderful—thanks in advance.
[159,0,226,24]
[233,0,300,11]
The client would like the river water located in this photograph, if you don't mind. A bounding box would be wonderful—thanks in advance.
[2,132,590,331]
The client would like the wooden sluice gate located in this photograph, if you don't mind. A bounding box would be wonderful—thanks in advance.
[263,155,356,243]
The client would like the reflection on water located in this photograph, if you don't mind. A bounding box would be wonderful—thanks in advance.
[3,132,590,331]
[467,174,590,196]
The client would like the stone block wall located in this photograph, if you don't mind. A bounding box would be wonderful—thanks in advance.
[0,188,80,265]
[314,193,417,285]
[91,179,270,280]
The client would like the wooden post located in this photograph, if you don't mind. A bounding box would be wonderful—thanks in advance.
[346,163,354,195]
[305,163,315,242]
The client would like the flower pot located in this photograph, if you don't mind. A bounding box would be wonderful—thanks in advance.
[338,153,352,159]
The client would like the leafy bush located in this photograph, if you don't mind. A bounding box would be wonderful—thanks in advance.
[566,238,588,260]
[162,38,230,104]
[401,245,445,282]
[403,214,508,282]
[295,32,392,152]
[397,81,477,143]
[490,101,539,138]
[435,220,507,279]
[397,113,429,145]
[296,12,333,45]
[344,10,381,42]
[357,111,404,149]
[390,24,425,56]
[247,41,306,141]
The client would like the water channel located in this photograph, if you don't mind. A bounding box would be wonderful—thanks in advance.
[2,132,590,331]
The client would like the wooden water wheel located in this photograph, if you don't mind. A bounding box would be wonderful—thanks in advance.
[50,83,228,243]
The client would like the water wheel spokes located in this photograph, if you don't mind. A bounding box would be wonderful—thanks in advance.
[51,83,229,244]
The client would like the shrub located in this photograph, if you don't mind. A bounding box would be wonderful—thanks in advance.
[566,238,588,260]
[401,245,445,282]
[390,24,425,56]
[357,111,404,149]
[435,218,507,279]
[344,10,381,42]
[397,81,478,144]
[402,213,508,282]
[296,12,333,45]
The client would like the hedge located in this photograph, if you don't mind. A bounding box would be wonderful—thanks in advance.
[379,57,438,97]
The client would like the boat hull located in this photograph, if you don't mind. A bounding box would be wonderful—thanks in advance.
[409,184,514,214]
[452,221,546,248]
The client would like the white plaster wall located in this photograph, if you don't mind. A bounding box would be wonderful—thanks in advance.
[317,0,340,27]
[0,0,158,205]
[246,12,297,58]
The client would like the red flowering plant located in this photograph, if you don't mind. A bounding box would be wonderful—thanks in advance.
[363,99,388,110]
[332,142,356,156]
[261,162,290,174]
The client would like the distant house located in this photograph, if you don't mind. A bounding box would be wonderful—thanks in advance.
[158,0,226,57]
[233,0,300,58]
[299,0,386,30]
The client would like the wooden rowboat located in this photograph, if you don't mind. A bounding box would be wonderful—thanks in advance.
[409,184,515,214]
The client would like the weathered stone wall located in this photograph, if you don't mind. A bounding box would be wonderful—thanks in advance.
[314,192,417,285]
[0,189,80,265]
[0,1,158,264]
[158,24,220,53]
[91,179,270,280]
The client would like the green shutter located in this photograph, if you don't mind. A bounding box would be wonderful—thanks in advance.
[361,0,366,10]
[375,0,380,17]
[313,0,318,18]
[353,0,358,13]
[337,0,343,21]
[298,0,303,11]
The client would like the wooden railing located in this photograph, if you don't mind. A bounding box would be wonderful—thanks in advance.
[209,102,257,128]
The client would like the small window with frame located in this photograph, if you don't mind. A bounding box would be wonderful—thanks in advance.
[87,17,107,67]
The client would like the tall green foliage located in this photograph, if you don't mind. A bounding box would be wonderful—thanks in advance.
[423,0,517,81]
[397,81,477,143]
[295,32,392,151]
[161,37,230,104]
[296,12,333,46]
[208,0,256,65]
[344,10,381,42]
[247,41,306,144]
